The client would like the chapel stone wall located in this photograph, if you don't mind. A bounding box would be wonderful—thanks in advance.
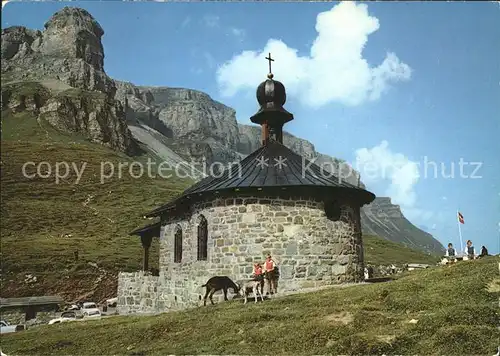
[155,195,364,311]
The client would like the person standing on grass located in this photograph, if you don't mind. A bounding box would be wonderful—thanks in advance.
[264,254,278,295]
[252,263,264,294]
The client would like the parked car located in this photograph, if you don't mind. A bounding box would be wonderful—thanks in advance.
[48,311,80,325]
[0,320,26,334]
[81,302,101,318]
[106,297,117,308]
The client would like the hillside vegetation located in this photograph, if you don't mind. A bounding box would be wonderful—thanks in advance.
[363,235,440,266]
[1,108,439,301]
[0,109,191,301]
[1,258,498,355]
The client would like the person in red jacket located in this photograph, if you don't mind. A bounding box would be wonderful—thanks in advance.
[252,263,264,295]
[264,255,278,295]
[264,255,276,273]
[253,263,263,279]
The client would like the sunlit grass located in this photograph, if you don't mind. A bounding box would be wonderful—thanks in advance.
[1,258,498,355]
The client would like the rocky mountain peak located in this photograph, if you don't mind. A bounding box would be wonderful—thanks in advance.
[2,6,114,95]
[45,7,103,36]
[41,7,105,71]
[1,8,136,156]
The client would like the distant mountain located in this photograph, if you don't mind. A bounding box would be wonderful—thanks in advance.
[1,6,443,255]
[361,198,444,255]
[113,81,361,186]
[418,225,430,233]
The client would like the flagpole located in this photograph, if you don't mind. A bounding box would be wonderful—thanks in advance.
[457,210,463,256]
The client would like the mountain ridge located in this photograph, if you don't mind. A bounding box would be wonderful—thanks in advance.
[0,6,444,254]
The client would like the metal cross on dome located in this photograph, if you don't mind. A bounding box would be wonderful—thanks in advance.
[265,52,274,75]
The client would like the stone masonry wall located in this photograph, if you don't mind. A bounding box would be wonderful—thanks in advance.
[162,196,362,310]
[117,271,160,314]
[117,196,363,314]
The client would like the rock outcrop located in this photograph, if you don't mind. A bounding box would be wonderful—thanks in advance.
[40,7,105,72]
[2,7,115,96]
[361,197,444,255]
[1,81,139,155]
[115,82,242,164]
[1,7,137,155]
[1,26,41,60]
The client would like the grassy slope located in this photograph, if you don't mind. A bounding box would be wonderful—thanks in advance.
[1,257,499,355]
[363,234,440,266]
[0,109,191,302]
[1,100,438,302]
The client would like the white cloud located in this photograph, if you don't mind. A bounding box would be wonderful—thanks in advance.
[355,140,419,207]
[203,14,220,28]
[353,139,451,231]
[216,2,411,108]
[230,27,246,41]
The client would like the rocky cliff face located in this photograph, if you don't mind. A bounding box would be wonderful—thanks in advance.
[1,7,137,155]
[361,197,444,254]
[115,81,239,164]
[1,8,115,96]
[1,6,443,254]
[40,7,105,72]
[113,81,362,186]
[1,81,139,155]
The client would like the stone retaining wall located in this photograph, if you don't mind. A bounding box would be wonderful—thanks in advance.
[116,271,160,314]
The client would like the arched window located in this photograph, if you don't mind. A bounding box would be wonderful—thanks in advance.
[325,201,341,221]
[174,225,182,263]
[197,215,208,261]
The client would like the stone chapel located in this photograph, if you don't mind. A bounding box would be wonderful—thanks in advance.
[117,57,376,314]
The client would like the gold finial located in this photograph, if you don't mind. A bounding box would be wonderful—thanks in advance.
[265,52,274,78]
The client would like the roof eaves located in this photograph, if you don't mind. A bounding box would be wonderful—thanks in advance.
[129,221,162,236]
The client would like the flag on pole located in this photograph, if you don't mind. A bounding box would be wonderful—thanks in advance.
[458,212,464,224]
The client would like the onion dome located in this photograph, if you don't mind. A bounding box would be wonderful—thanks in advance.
[250,54,293,126]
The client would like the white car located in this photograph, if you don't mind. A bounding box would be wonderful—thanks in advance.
[0,320,26,334]
[48,311,79,325]
[81,302,101,318]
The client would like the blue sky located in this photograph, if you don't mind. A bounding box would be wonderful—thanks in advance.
[3,1,500,254]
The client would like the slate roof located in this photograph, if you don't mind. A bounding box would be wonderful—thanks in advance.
[145,139,375,217]
[129,221,161,236]
[0,296,64,309]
